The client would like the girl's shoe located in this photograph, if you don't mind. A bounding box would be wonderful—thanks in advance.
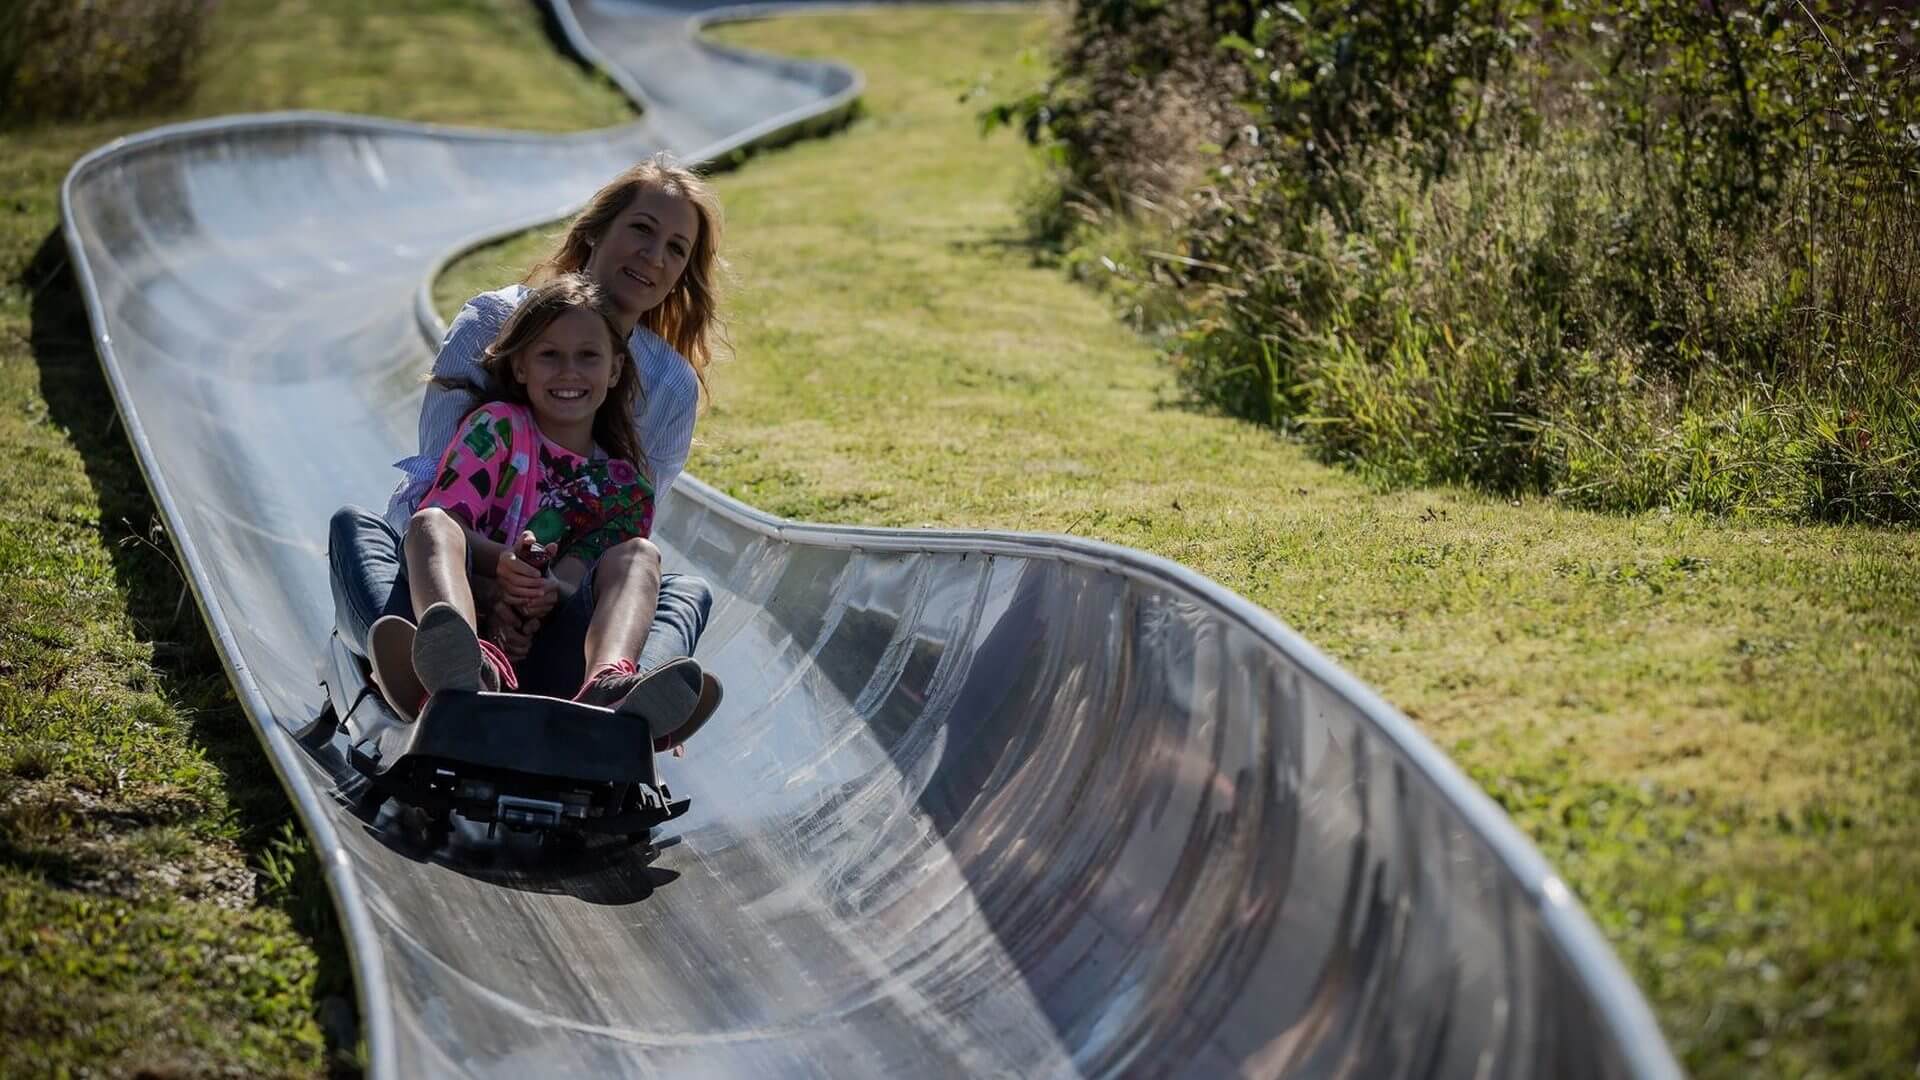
[576,656,703,743]
[367,615,427,720]
[655,672,723,756]
[413,601,517,696]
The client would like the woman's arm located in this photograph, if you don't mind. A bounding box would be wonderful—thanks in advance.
[632,330,699,500]
[644,394,694,502]
[421,294,519,449]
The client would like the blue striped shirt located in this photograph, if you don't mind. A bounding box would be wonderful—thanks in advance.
[385,285,699,530]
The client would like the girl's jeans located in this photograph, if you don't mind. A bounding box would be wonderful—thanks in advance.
[326,505,711,698]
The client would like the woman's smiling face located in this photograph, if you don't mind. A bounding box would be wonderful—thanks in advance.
[585,188,699,322]
[512,307,619,432]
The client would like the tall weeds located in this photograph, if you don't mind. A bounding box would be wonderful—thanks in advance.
[994,0,1920,524]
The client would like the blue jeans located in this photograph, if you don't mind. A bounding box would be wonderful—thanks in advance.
[327,505,711,697]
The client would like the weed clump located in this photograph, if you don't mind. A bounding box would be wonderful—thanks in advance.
[992,0,1920,524]
[0,0,215,129]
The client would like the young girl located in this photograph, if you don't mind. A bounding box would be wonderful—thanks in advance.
[367,274,703,746]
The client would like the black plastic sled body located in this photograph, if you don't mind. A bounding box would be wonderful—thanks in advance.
[321,631,688,841]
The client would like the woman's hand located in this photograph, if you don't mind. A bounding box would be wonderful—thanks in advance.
[484,595,538,661]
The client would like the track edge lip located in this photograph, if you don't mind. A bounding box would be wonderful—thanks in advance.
[58,148,404,1080]
[654,494,1683,1078]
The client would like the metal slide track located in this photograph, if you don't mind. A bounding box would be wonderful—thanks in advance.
[57,1,1680,1075]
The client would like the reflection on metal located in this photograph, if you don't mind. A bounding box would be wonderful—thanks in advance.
[58,1,1680,1076]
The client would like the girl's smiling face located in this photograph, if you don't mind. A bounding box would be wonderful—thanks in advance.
[511,307,620,439]
[584,188,699,322]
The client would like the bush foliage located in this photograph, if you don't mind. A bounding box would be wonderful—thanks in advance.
[0,0,215,128]
[992,0,1919,523]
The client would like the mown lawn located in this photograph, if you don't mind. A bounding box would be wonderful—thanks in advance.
[0,2,632,1075]
[438,10,1920,1078]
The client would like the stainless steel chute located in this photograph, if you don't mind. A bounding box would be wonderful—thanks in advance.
[58,1,1680,1075]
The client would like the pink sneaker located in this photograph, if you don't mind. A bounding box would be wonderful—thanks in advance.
[413,601,517,695]
[476,638,519,692]
[575,656,704,745]
[574,658,641,709]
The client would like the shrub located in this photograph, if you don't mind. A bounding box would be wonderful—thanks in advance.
[981,0,1254,243]
[0,0,216,129]
[994,0,1920,524]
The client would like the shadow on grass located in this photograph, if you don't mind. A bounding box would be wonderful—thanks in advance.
[20,227,362,1076]
[945,228,1063,268]
[0,820,103,889]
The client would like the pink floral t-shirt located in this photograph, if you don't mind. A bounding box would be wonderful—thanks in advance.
[419,402,652,563]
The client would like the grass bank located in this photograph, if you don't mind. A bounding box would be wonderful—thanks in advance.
[440,10,1920,1077]
[0,1,631,1074]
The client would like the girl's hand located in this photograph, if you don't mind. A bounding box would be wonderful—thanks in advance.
[515,531,552,572]
[496,531,547,603]
[498,532,564,620]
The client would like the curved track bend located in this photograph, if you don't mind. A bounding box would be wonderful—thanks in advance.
[59,1,1680,1075]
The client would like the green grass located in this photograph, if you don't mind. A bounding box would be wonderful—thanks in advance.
[438,10,1920,1077]
[0,1,632,1075]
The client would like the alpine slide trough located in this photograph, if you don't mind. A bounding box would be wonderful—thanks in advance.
[58,1,1682,1076]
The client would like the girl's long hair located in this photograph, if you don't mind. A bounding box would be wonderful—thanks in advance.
[524,152,729,404]
[470,275,645,472]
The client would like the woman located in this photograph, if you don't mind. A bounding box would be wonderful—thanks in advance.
[327,154,726,749]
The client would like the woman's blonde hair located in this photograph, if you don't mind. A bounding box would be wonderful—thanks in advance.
[472,274,645,472]
[524,153,729,402]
